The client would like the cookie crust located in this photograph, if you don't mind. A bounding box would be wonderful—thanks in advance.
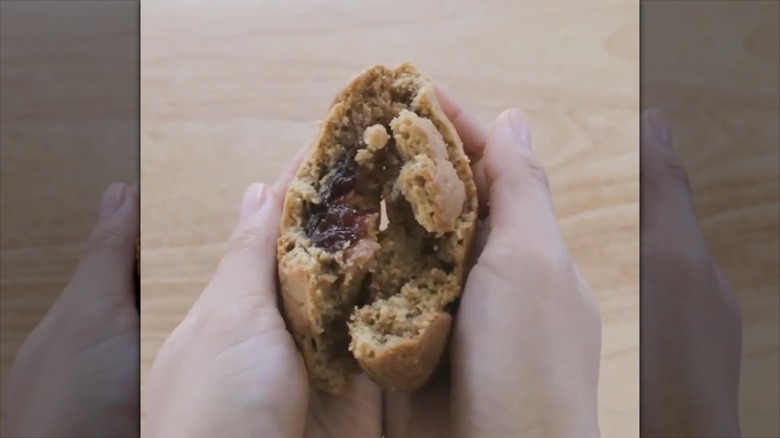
[277,63,477,393]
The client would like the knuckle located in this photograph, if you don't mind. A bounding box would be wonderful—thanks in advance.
[479,238,599,317]
[646,153,692,193]
[524,154,552,196]
[642,154,695,205]
[483,236,575,280]
[534,247,577,280]
[486,148,552,197]
[674,247,716,275]
[87,226,130,254]
[186,300,238,347]
[663,156,692,189]
[227,227,276,255]
[648,244,718,284]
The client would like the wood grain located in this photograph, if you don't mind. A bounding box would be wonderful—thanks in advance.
[0,0,139,429]
[642,2,779,436]
[141,1,639,436]
[3,1,775,436]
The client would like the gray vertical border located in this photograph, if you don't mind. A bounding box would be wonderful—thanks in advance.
[641,1,780,436]
[0,0,141,434]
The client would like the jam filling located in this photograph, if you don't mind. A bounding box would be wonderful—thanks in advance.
[306,135,402,252]
[307,201,376,250]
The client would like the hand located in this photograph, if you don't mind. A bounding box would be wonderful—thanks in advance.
[639,109,742,437]
[144,149,381,438]
[3,183,140,437]
[384,89,602,437]
[146,90,602,438]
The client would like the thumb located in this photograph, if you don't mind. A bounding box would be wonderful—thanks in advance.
[200,183,282,312]
[640,109,708,255]
[62,182,139,309]
[478,109,566,253]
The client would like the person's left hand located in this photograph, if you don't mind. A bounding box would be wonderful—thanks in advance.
[145,148,382,438]
[3,182,140,437]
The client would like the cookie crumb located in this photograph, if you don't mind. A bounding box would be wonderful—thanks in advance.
[364,124,390,149]
[356,124,391,167]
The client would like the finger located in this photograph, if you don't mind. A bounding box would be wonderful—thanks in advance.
[273,141,313,202]
[434,84,490,212]
[480,109,564,249]
[63,182,139,308]
[204,183,281,310]
[434,84,489,160]
[640,109,707,252]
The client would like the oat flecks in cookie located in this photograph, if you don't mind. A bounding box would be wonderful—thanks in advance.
[277,63,478,393]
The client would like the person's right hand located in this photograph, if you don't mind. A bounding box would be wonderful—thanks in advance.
[639,109,742,437]
[384,89,603,437]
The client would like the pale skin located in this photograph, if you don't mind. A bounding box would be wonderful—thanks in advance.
[3,183,140,438]
[2,101,745,438]
[639,109,742,437]
[145,87,602,438]
[1,103,743,438]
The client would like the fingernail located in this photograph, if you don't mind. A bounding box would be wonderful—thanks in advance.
[648,109,672,147]
[240,183,269,220]
[506,109,531,146]
[99,183,127,220]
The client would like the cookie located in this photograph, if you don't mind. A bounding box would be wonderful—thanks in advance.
[277,63,478,393]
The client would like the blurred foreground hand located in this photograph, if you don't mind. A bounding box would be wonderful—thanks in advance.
[640,110,742,437]
[3,183,140,438]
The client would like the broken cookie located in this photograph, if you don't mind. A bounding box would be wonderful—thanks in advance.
[277,63,478,393]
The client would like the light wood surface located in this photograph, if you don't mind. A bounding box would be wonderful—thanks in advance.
[141,1,639,436]
[3,1,776,437]
[642,3,780,436]
[0,0,139,428]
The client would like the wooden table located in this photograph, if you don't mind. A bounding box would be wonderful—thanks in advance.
[141,1,640,436]
[3,1,777,437]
